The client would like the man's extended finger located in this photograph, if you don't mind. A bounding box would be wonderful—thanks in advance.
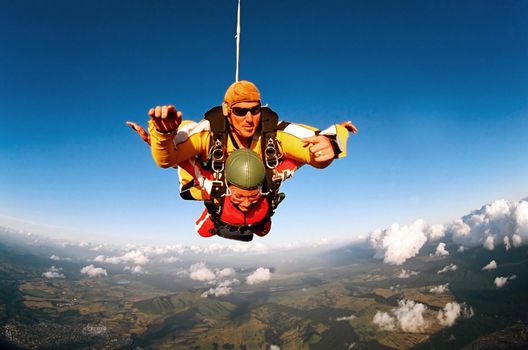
[343,121,358,133]
[127,122,142,133]
[302,136,319,144]
[309,143,329,154]
[155,106,162,118]
[314,153,333,162]
[166,105,177,117]
[161,105,169,119]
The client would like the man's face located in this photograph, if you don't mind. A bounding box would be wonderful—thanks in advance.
[229,185,262,212]
[228,102,261,140]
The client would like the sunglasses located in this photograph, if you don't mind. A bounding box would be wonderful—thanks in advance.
[231,105,261,117]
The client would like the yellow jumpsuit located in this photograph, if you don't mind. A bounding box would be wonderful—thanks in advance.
[148,119,350,200]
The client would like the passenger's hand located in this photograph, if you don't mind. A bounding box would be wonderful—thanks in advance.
[126,121,150,145]
[339,121,358,133]
[302,135,335,162]
[148,105,182,133]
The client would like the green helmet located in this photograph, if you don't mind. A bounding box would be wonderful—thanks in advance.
[225,149,266,190]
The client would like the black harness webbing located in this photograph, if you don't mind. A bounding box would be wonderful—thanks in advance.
[203,106,227,215]
[200,106,285,241]
[259,107,285,215]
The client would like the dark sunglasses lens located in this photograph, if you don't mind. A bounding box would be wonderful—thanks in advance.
[231,106,261,116]
[231,107,248,116]
[250,106,261,114]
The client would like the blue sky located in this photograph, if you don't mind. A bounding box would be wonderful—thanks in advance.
[1,0,527,245]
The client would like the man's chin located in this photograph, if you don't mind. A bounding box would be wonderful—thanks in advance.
[241,130,255,138]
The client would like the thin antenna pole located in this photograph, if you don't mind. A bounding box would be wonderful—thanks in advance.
[235,0,241,82]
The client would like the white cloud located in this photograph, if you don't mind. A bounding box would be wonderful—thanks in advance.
[373,300,428,333]
[437,302,461,326]
[434,242,449,256]
[336,314,356,321]
[216,267,236,278]
[437,264,457,274]
[429,283,449,294]
[437,302,474,327]
[512,233,522,247]
[515,201,528,241]
[163,256,180,263]
[201,242,269,255]
[428,224,446,240]
[124,265,145,274]
[189,262,216,282]
[49,255,61,261]
[393,299,428,333]
[80,265,107,278]
[494,276,516,288]
[457,245,465,253]
[368,219,430,265]
[372,311,396,331]
[482,260,497,270]
[42,266,65,279]
[397,269,418,278]
[462,305,475,318]
[483,235,495,250]
[187,264,243,297]
[504,236,511,251]
[246,267,271,285]
[450,199,528,250]
[201,279,240,298]
[494,277,508,288]
[119,250,150,265]
[94,250,149,266]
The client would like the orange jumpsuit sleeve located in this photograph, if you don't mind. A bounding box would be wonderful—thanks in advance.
[148,119,211,168]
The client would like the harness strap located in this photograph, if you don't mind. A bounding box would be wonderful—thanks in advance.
[204,106,227,214]
[208,213,255,242]
[260,107,285,214]
[203,106,285,219]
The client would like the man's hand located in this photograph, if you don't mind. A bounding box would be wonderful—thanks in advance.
[126,121,150,145]
[148,105,182,133]
[339,121,358,133]
[302,135,335,162]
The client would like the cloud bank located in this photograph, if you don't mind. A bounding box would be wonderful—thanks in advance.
[368,199,528,265]
[437,264,457,274]
[437,302,473,326]
[368,220,435,265]
[429,283,449,294]
[451,199,528,250]
[201,279,240,298]
[372,299,428,333]
[246,267,271,285]
[80,265,107,277]
[397,269,418,279]
[189,262,216,282]
[42,266,65,279]
[434,242,449,256]
[373,300,473,332]
[372,311,396,331]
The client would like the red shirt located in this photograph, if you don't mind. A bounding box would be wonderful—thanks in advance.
[195,195,270,237]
